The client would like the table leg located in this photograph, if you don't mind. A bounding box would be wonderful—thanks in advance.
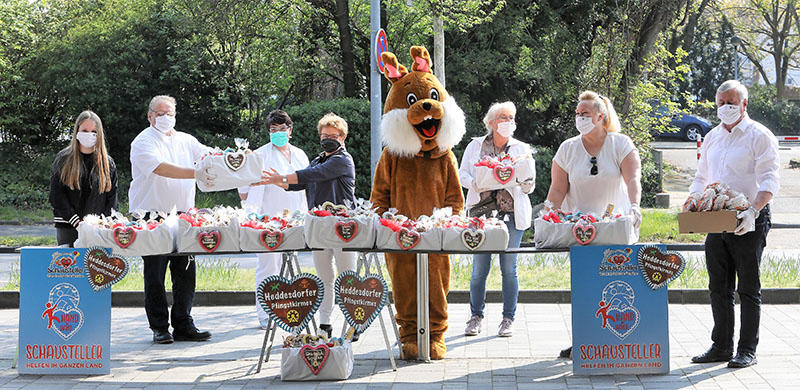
[416,253,430,361]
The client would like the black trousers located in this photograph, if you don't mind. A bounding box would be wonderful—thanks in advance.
[704,206,770,354]
[142,254,196,332]
[55,227,78,247]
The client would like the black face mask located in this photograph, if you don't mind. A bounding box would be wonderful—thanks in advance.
[320,138,341,153]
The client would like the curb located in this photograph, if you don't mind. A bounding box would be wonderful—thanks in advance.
[2,288,799,309]
[0,221,51,226]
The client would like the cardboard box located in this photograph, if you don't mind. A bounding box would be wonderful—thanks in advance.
[678,210,738,234]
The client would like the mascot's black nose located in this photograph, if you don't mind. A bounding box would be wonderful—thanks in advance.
[422,102,432,110]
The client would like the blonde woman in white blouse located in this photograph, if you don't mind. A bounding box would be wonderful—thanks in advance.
[547,91,642,359]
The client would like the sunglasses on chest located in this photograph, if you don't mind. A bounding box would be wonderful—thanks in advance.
[590,156,598,176]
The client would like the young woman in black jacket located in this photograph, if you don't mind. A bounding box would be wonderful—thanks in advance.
[49,110,118,246]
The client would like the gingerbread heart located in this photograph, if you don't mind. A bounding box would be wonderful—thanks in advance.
[113,226,136,249]
[197,231,221,253]
[301,344,330,375]
[396,228,421,250]
[257,273,324,333]
[637,245,685,290]
[334,220,358,242]
[259,229,284,251]
[83,247,129,292]
[335,271,388,334]
[321,201,337,213]
[493,165,514,185]
[461,228,485,250]
[224,151,245,171]
[573,223,596,245]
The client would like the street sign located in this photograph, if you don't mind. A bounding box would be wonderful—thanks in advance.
[375,29,388,73]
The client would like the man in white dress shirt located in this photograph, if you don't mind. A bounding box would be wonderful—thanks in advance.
[689,80,780,368]
[129,95,216,344]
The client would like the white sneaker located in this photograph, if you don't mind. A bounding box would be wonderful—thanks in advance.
[464,315,482,336]
[498,318,513,337]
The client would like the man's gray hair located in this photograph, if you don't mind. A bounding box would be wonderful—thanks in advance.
[716,80,748,101]
[482,101,517,135]
[148,95,177,112]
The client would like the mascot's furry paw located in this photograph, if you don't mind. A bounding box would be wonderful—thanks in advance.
[431,339,447,360]
[402,341,418,361]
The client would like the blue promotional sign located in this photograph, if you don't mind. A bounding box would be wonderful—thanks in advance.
[18,247,111,374]
[571,245,669,375]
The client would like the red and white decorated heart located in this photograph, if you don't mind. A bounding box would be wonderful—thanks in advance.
[224,151,245,171]
[396,227,421,250]
[334,220,358,242]
[300,344,330,375]
[113,226,136,249]
[572,223,596,245]
[461,228,486,250]
[493,165,514,185]
[197,231,222,252]
[259,229,284,251]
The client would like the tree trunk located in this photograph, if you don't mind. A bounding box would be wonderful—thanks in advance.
[335,0,358,97]
[433,15,445,87]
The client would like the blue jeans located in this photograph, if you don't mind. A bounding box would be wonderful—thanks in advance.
[469,215,525,321]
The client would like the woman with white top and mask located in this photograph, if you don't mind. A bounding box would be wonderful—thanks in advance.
[459,101,536,338]
[239,109,309,329]
[548,90,642,358]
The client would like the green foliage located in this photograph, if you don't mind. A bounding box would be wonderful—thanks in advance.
[747,85,800,135]
[284,98,372,200]
[639,209,705,243]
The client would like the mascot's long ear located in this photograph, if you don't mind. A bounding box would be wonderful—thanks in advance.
[409,46,432,74]
[381,52,408,84]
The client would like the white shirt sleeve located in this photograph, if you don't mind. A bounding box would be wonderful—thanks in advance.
[458,139,480,191]
[553,140,570,172]
[754,130,781,197]
[689,131,712,193]
[616,134,636,164]
[130,137,164,175]
[188,135,212,162]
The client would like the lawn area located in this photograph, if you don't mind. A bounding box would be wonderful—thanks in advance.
[0,235,57,247]
[639,208,705,243]
[0,206,51,223]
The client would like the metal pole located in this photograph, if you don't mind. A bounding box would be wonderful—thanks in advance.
[416,253,430,361]
[370,0,382,181]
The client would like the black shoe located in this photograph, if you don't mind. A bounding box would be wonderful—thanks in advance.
[728,351,757,368]
[351,332,360,342]
[153,329,173,344]
[559,346,572,359]
[319,324,333,339]
[173,327,211,342]
[691,346,733,363]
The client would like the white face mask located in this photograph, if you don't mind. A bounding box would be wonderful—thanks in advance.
[496,121,516,138]
[154,115,176,133]
[717,104,742,125]
[76,132,97,148]
[575,116,595,135]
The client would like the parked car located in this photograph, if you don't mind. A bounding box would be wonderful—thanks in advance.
[651,105,714,141]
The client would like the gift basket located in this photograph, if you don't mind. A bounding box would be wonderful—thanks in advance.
[75,210,176,256]
[177,206,240,253]
[195,138,263,192]
[375,209,442,251]
[280,334,353,381]
[239,209,306,252]
[533,204,637,248]
[473,153,535,191]
[441,213,509,251]
[303,199,378,249]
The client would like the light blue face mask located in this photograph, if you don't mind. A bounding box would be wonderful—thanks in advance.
[270,131,289,147]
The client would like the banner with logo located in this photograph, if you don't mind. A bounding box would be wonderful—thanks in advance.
[18,248,111,374]
[571,245,669,375]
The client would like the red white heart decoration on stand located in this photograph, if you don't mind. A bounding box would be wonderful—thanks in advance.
[461,228,486,250]
[259,230,284,251]
[224,152,245,171]
[300,344,330,375]
[572,223,596,245]
[396,228,421,250]
[334,220,358,242]
[113,226,136,249]
[197,231,222,253]
[493,165,514,185]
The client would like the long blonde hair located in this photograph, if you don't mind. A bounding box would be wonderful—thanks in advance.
[579,91,621,133]
[59,110,112,193]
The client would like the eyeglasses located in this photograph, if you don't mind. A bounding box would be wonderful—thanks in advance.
[590,157,598,176]
[269,125,290,133]
[150,110,176,117]
[496,114,515,121]
[320,133,341,140]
